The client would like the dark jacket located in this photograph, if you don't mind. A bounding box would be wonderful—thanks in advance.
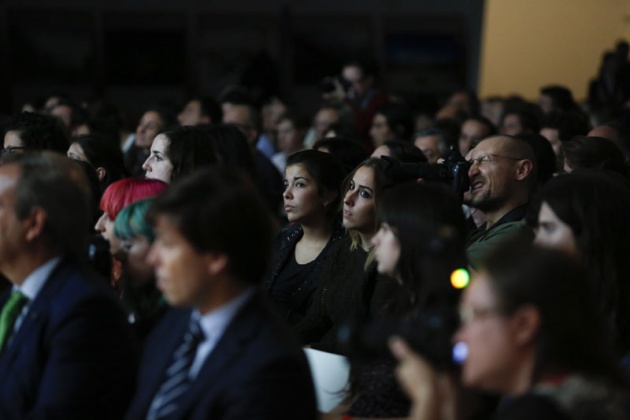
[0,259,138,420]
[263,222,344,326]
[125,293,317,420]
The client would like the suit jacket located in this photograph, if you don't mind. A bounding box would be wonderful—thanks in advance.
[0,259,138,420]
[126,293,317,420]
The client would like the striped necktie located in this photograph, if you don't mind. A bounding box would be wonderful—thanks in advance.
[147,317,204,420]
[0,290,29,353]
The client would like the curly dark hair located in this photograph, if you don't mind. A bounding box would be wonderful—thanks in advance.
[4,111,69,154]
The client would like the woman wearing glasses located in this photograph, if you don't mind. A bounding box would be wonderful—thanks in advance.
[392,242,630,419]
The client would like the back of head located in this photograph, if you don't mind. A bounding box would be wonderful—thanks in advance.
[562,136,628,178]
[114,198,156,242]
[375,103,414,141]
[162,126,218,183]
[481,240,621,382]
[540,85,577,112]
[377,182,468,312]
[312,138,369,171]
[148,166,272,284]
[196,96,222,124]
[5,152,92,260]
[541,111,591,143]
[75,133,128,191]
[381,140,427,164]
[200,124,255,177]
[466,115,497,138]
[4,112,69,154]
[515,133,557,186]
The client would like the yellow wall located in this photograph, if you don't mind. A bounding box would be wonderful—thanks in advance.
[479,0,630,101]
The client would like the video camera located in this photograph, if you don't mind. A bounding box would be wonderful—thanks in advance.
[381,146,471,198]
[337,306,463,372]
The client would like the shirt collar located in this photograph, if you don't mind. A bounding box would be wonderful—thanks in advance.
[15,257,62,301]
[193,288,255,341]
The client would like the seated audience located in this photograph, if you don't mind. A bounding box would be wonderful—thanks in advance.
[295,158,391,351]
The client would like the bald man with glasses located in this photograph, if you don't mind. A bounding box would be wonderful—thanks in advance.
[464,135,537,267]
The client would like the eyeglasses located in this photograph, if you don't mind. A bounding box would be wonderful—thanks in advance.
[1,146,28,155]
[459,305,502,325]
[467,154,526,167]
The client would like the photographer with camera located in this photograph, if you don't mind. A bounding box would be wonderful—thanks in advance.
[464,135,537,268]
[337,182,468,418]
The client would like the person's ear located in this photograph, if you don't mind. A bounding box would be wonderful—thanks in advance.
[510,305,540,346]
[95,167,106,181]
[24,207,47,242]
[205,252,229,277]
[515,159,533,181]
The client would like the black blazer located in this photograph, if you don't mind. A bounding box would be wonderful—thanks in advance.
[126,293,317,420]
[0,259,138,419]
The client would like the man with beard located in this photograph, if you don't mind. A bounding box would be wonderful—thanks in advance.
[464,135,536,267]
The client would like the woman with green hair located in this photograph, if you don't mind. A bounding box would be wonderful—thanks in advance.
[114,197,167,340]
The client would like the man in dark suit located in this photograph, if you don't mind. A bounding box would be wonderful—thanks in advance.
[125,167,317,420]
[0,152,138,419]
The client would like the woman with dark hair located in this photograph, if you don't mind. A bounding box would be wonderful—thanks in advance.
[312,137,369,172]
[339,182,468,418]
[201,123,256,179]
[143,126,218,184]
[295,158,392,351]
[393,243,630,419]
[124,106,176,176]
[67,133,128,193]
[263,150,347,326]
[531,170,630,357]
[114,198,167,340]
